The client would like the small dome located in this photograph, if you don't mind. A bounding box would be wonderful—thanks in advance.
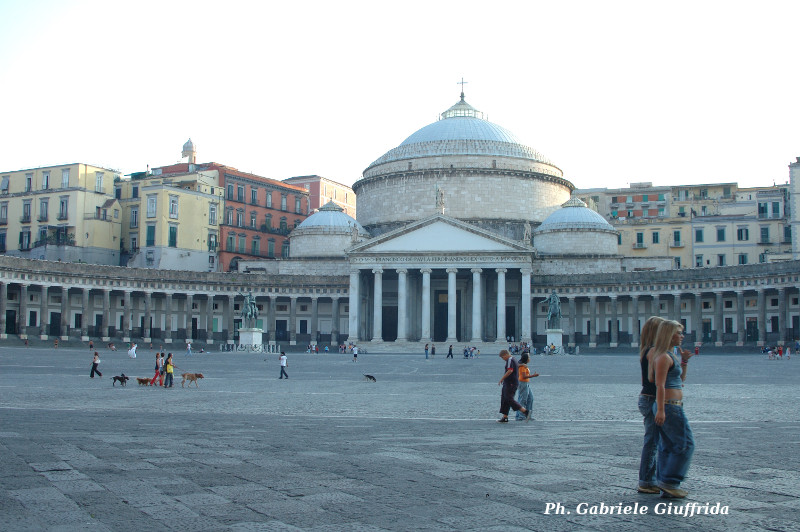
[535,198,615,233]
[296,201,368,234]
[182,138,195,153]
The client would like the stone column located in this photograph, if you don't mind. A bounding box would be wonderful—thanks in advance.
[396,269,408,342]
[672,292,681,325]
[311,296,319,344]
[0,282,6,339]
[520,268,532,344]
[267,296,276,343]
[736,290,745,346]
[205,295,214,344]
[60,287,69,340]
[609,295,619,347]
[588,295,597,347]
[651,294,660,319]
[330,296,340,346]
[122,290,132,342]
[714,292,724,346]
[568,296,577,346]
[421,268,432,342]
[289,296,297,345]
[18,284,29,338]
[692,293,702,345]
[778,288,787,344]
[348,270,360,343]
[470,268,482,343]
[101,289,111,341]
[143,291,152,342]
[446,268,458,343]
[80,288,89,341]
[226,295,235,344]
[185,293,194,340]
[495,268,506,343]
[372,269,383,342]
[631,295,640,347]
[164,294,173,343]
[39,286,49,339]
[757,289,766,346]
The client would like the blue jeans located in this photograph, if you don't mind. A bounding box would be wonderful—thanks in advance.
[637,395,658,487]
[515,382,533,420]
[653,402,694,489]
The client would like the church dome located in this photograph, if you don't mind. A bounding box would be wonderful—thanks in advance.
[182,138,195,152]
[290,201,369,258]
[535,198,615,233]
[296,201,368,234]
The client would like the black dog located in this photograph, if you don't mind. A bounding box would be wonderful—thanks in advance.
[112,374,129,387]
[363,374,376,382]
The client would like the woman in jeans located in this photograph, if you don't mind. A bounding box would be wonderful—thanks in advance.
[652,319,694,498]
[637,316,664,493]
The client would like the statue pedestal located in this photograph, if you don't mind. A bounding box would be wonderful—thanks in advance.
[545,329,563,348]
[239,328,263,346]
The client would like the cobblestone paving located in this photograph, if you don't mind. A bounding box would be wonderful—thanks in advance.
[0,345,798,531]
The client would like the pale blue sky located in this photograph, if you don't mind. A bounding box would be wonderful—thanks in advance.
[1,0,798,190]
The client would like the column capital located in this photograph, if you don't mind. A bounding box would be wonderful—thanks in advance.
[420,268,432,275]
[520,267,532,275]
[446,267,458,274]
[470,268,483,274]
[396,268,408,275]
[372,268,383,275]
[495,268,507,274]
[350,269,361,276]
[609,294,618,300]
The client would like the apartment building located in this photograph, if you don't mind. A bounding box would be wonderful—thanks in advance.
[283,175,356,217]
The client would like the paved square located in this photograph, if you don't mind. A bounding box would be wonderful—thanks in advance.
[1,344,798,531]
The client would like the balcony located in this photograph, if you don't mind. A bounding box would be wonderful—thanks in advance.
[20,214,31,223]
[0,217,7,225]
[56,212,68,221]
[37,214,48,223]
[669,240,684,248]
[632,243,648,249]
[758,239,771,245]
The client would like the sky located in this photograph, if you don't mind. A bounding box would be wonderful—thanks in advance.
[1,0,799,191]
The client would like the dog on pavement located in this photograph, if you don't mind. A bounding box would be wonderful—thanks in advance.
[181,373,204,387]
[363,374,376,382]
[135,377,150,386]
[112,374,129,387]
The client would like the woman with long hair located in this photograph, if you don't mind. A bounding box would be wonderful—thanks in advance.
[652,319,694,498]
[636,316,664,493]
[514,352,539,421]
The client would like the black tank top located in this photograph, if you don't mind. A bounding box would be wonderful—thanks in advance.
[640,350,656,396]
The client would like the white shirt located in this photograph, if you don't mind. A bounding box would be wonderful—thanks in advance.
[280,355,287,367]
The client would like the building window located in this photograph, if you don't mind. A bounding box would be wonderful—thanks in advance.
[25,173,32,192]
[281,195,287,211]
[61,168,70,188]
[672,230,681,245]
[41,171,49,190]
[265,213,272,230]
[226,184,234,200]
[279,217,288,231]
[22,201,31,223]
[295,197,301,213]
[651,232,659,244]
[209,204,217,226]
[695,228,704,243]
[251,188,258,205]
[130,234,138,251]
[617,233,622,245]
[251,238,260,255]
[38,199,48,222]
[695,254,703,267]
[737,227,749,241]
[208,232,217,252]
[237,235,245,253]
[168,196,179,219]
[19,230,31,250]
[266,192,272,208]
[226,233,234,251]
[236,210,244,227]
[716,228,725,242]
[717,254,726,266]
[772,202,780,217]
[760,226,769,243]
[146,225,156,246]
[95,172,104,193]
[131,185,138,198]
[147,196,157,217]
[0,231,6,252]
[268,238,275,258]
[281,240,290,258]
[294,219,301,228]
[738,253,748,265]
[0,202,8,223]
[58,197,68,220]
[758,202,768,218]
[784,225,792,243]
[250,211,257,228]
[237,186,244,202]
[130,207,138,228]
[674,256,681,268]
[226,208,233,225]
[168,225,177,247]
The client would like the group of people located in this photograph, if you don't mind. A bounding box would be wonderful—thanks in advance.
[148,352,176,387]
[763,345,791,360]
[496,349,539,422]
[462,346,480,358]
[637,316,694,499]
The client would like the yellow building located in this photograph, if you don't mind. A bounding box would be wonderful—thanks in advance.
[116,169,222,271]
[0,163,121,264]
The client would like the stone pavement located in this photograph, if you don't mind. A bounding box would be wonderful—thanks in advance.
[0,345,798,531]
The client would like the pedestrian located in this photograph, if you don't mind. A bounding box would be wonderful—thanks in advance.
[431,344,436,357]
[694,345,700,357]
[424,343,429,359]
[352,345,358,362]
[497,349,530,422]
[89,351,102,378]
[324,345,329,353]
[163,353,175,388]
[128,343,137,359]
[279,351,289,379]
[514,352,539,420]
[447,345,453,358]
[186,341,192,356]
[652,320,694,498]
[637,316,665,494]
[89,340,94,351]
[149,352,163,386]
[54,338,59,349]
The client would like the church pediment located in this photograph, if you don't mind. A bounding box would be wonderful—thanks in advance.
[349,216,529,254]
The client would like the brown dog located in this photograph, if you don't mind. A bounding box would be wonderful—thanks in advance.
[181,373,204,388]
[135,377,150,386]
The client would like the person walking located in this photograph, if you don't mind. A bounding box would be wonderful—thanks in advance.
[89,351,102,379]
[352,345,358,362]
[497,350,530,422]
[186,341,192,356]
[637,316,665,494]
[163,353,175,388]
[652,320,694,498]
[431,344,436,358]
[424,343,429,359]
[447,345,453,359]
[149,352,163,386]
[279,351,289,379]
[514,352,539,420]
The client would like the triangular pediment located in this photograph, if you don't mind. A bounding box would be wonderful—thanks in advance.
[349,216,529,254]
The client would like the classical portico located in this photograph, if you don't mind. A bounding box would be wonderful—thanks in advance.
[346,215,533,345]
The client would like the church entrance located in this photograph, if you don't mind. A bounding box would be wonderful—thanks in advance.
[382,306,397,341]
[433,290,461,342]
[505,306,516,341]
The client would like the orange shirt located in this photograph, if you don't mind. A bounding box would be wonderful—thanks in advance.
[519,365,531,382]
